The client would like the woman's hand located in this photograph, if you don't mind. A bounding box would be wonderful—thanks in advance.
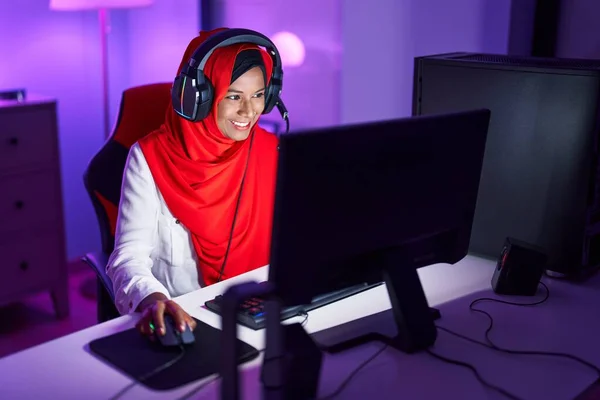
[135,293,197,339]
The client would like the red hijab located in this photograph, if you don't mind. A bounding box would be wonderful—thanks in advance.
[138,29,279,286]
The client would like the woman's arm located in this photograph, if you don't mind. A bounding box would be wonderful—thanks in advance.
[107,143,171,315]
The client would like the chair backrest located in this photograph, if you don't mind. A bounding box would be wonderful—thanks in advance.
[84,83,172,254]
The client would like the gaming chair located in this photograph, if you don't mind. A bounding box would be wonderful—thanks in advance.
[82,83,171,323]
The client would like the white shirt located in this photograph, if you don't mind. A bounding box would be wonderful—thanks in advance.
[107,143,203,315]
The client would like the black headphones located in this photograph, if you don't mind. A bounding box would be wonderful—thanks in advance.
[171,28,284,122]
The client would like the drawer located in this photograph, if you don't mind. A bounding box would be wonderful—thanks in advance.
[0,170,62,235]
[0,106,58,171]
[0,231,64,298]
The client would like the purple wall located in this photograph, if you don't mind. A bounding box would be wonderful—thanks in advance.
[126,0,200,88]
[221,0,513,129]
[0,0,198,260]
[556,0,600,59]
[1,0,520,260]
[341,0,513,124]
[507,0,537,56]
[1,0,110,259]
[107,0,200,127]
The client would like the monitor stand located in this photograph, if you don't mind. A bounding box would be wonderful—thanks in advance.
[323,307,440,354]
[322,255,440,355]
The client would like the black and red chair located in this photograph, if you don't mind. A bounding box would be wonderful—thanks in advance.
[83,83,171,323]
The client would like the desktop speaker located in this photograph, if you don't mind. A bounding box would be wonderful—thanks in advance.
[491,237,548,296]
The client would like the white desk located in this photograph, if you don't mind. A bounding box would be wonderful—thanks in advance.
[1,255,599,400]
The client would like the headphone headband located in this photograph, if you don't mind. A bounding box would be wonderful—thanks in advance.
[189,29,282,72]
[172,28,284,122]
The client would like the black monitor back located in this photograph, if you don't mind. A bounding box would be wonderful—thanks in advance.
[413,53,600,276]
[269,110,490,306]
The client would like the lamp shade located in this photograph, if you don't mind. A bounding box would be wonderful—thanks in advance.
[50,0,153,10]
[271,31,305,68]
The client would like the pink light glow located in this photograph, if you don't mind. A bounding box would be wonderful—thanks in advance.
[271,31,306,68]
[49,0,153,10]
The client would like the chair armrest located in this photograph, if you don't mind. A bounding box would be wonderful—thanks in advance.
[82,251,115,302]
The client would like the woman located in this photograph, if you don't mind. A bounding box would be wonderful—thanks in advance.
[106,28,279,338]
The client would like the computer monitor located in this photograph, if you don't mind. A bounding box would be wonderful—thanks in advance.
[413,53,600,277]
[268,109,491,353]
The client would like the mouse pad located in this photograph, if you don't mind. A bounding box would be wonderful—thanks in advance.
[88,318,260,391]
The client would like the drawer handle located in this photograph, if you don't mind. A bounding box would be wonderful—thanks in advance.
[19,261,28,271]
[15,200,24,210]
[8,137,19,146]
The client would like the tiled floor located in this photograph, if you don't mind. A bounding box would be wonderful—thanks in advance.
[0,262,98,359]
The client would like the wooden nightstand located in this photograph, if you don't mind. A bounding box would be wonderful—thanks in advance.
[0,96,69,318]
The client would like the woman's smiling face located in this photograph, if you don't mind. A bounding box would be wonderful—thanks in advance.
[216,66,266,141]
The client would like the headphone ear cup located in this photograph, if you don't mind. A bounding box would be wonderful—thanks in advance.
[171,74,189,119]
[263,71,283,114]
[263,83,281,114]
[194,76,214,122]
[171,71,214,122]
[262,85,275,114]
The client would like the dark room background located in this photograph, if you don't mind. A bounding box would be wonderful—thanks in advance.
[0,0,596,263]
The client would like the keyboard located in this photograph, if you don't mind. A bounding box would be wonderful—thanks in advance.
[204,282,383,330]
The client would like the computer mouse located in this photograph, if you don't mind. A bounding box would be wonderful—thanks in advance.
[154,315,195,347]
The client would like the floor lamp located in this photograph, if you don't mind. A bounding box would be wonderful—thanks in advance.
[49,0,153,139]
[49,0,153,302]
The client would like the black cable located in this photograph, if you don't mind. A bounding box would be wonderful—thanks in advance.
[179,100,291,398]
[175,311,383,400]
[319,340,519,400]
[261,325,388,398]
[260,312,309,391]
[432,281,600,400]
[178,309,308,396]
[438,323,600,377]
[470,281,549,309]
[423,283,552,400]
[182,310,383,399]
[466,282,600,375]
[216,129,256,282]
[217,102,288,283]
[317,344,388,400]
[175,374,221,400]
[284,115,290,134]
[426,348,523,400]
[298,310,309,326]
[275,99,289,135]
[176,348,272,400]
[108,345,186,400]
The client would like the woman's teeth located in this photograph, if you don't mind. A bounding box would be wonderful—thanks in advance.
[230,120,250,129]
